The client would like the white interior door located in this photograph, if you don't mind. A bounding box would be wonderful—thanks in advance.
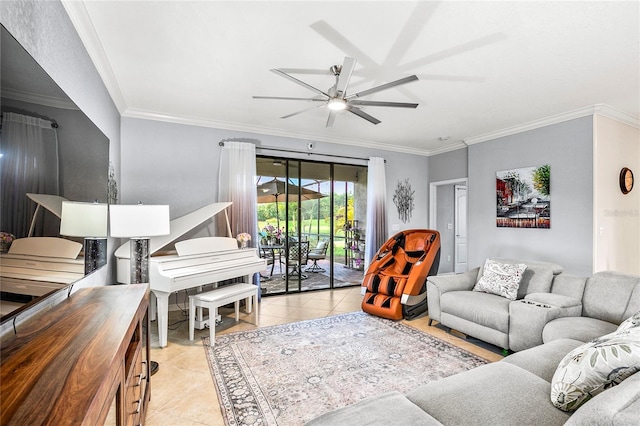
[454,185,468,273]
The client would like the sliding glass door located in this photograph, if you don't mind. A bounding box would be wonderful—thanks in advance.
[256,156,366,295]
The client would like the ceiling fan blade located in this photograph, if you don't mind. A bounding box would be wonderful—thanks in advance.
[326,111,336,128]
[349,75,419,99]
[270,69,329,98]
[417,73,485,82]
[347,107,381,125]
[279,68,332,75]
[350,100,418,108]
[335,57,356,96]
[253,96,326,101]
[281,104,325,119]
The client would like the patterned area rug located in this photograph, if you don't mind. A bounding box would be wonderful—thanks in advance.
[204,312,488,426]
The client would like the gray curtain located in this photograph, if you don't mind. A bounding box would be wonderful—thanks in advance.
[0,112,59,238]
[364,157,387,270]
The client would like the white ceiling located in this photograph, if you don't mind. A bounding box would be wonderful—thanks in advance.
[62,1,639,155]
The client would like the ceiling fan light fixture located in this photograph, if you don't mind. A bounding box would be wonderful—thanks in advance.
[327,98,347,111]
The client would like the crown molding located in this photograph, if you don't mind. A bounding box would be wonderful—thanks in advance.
[426,140,468,156]
[61,0,127,114]
[2,87,78,110]
[122,107,434,157]
[464,105,639,145]
[591,104,640,129]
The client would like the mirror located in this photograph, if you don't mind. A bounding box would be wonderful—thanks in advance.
[0,25,110,323]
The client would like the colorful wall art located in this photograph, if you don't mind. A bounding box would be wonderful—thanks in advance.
[496,165,550,228]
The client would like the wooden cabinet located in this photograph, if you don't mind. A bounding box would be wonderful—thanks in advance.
[1,284,150,426]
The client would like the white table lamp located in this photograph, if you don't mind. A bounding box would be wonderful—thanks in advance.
[110,203,170,377]
[109,204,170,284]
[60,201,108,274]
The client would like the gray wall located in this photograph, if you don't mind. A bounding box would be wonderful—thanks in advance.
[467,117,593,276]
[121,116,432,241]
[429,147,468,183]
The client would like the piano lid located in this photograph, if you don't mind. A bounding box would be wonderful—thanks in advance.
[114,201,232,259]
[26,193,69,237]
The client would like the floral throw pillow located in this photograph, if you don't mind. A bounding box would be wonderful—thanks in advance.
[550,326,640,411]
[472,259,527,300]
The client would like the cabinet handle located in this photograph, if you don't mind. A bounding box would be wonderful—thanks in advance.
[135,373,144,387]
[133,399,142,414]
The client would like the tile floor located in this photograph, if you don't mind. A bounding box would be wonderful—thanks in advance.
[145,286,503,425]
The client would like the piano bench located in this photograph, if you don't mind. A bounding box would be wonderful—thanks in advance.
[188,283,259,346]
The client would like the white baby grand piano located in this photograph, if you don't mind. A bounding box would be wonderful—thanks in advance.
[0,194,84,316]
[114,202,265,347]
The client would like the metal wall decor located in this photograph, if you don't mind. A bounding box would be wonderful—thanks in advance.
[108,161,118,204]
[393,178,415,223]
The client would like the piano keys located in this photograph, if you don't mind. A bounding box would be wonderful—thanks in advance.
[114,202,265,348]
[0,194,84,317]
[0,237,84,315]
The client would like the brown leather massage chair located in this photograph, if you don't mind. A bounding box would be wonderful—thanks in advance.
[361,229,440,320]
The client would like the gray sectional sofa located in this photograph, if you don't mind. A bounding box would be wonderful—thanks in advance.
[426,260,567,352]
[306,268,640,425]
[308,338,639,425]
[427,261,640,352]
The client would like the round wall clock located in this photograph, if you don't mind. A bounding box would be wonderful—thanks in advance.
[619,167,634,194]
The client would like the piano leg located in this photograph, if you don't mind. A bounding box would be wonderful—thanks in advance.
[151,290,170,348]
[150,291,157,322]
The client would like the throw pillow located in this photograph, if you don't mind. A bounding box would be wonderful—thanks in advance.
[617,311,640,332]
[472,259,527,300]
[550,327,640,412]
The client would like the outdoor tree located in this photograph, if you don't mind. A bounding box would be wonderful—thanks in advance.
[532,164,550,196]
[334,197,354,235]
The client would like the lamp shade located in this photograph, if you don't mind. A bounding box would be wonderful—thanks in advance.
[109,204,170,238]
[60,201,108,238]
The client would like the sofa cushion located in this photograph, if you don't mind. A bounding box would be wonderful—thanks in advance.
[473,259,527,300]
[564,371,640,426]
[406,362,571,425]
[543,316,618,343]
[304,391,442,426]
[502,338,584,382]
[478,259,562,299]
[582,271,640,324]
[550,327,640,411]
[441,291,511,333]
[550,274,587,300]
[525,292,582,308]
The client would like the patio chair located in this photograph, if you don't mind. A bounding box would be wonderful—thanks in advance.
[259,243,275,278]
[305,240,328,273]
[361,229,440,321]
[285,241,310,279]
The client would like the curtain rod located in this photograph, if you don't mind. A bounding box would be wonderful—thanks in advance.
[218,140,384,163]
[0,113,59,128]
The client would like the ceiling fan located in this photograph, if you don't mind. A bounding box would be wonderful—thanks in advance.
[253,57,419,127]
